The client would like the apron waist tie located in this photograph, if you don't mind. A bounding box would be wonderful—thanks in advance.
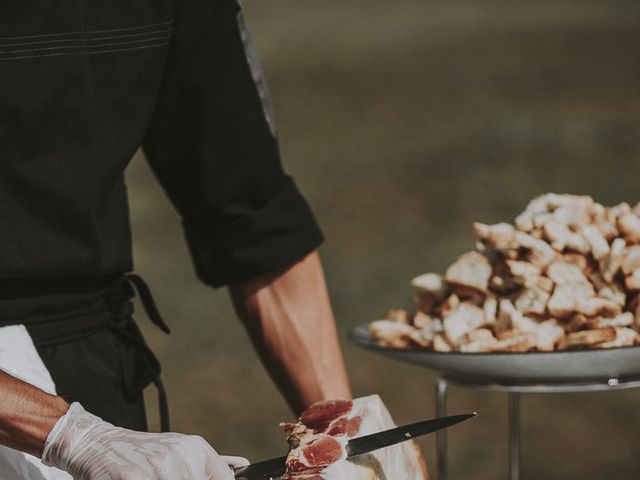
[0,274,172,433]
[111,274,171,432]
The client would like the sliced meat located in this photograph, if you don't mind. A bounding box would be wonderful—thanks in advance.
[585,312,634,329]
[300,400,353,432]
[552,203,592,227]
[411,273,446,298]
[544,221,589,253]
[506,260,542,286]
[621,245,640,275]
[535,320,565,352]
[444,251,492,294]
[412,310,433,329]
[384,309,410,324]
[574,297,622,318]
[565,313,589,333]
[515,231,558,268]
[492,332,537,352]
[547,284,593,319]
[563,253,589,272]
[473,222,517,249]
[282,468,325,480]
[443,302,485,344]
[595,327,637,348]
[286,435,345,472]
[459,328,497,352]
[546,261,589,285]
[560,328,617,349]
[618,212,640,244]
[411,273,447,312]
[483,295,498,324]
[433,333,453,352]
[625,269,640,291]
[514,287,550,317]
[282,395,428,480]
[580,225,610,259]
[326,416,363,437]
[600,238,626,282]
[368,321,415,348]
[598,284,626,307]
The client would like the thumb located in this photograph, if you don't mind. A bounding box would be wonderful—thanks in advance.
[221,455,250,469]
[205,454,236,480]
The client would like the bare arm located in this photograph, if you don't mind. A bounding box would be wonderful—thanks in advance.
[229,251,352,414]
[0,369,68,457]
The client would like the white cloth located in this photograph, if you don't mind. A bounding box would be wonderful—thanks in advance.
[0,325,72,479]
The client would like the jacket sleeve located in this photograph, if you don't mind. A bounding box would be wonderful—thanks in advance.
[141,0,323,287]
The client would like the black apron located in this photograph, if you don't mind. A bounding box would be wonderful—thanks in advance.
[0,274,170,432]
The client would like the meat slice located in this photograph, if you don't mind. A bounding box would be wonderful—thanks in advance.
[535,320,566,352]
[574,297,621,317]
[560,328,617,349]
[514,287,550,317]
[368,321,415,348]
[580,225,610,259]
[282,472,325,480]
[444,252,492,294]
[595,327,638,348]
[505,260,542,287]
[473,222,517,250]
[621,246,640,275]
[300,400,354,432]
[600,238,626,282]
[546,261,589,285]
[492,332,537,352]
[618,212,640,244]
[515,231,558,268]
[547,284,595,319]
[433,333,453,352]
[326,416,363,437]
[285,435,345,473]
[411,273,447,313]
[625,270,640,291]
[544,221,589,253]
[282,395,428,480]
[459,328,497,352]
[443,302,485,345]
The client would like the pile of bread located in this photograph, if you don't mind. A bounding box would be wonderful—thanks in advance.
[370,194,640,352]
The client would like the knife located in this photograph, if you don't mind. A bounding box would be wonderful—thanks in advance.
[234,412,476,479]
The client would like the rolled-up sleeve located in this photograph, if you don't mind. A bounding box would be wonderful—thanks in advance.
[141,0,323,287]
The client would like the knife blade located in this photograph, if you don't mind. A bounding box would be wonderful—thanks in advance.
[234,412,476,479]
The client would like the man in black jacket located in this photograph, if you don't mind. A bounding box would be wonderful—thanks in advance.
[0,1,351,478]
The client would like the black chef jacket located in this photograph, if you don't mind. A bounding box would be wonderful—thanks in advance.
[0,0,323,288]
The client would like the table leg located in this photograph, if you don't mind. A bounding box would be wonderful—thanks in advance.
[509,392,520,480]
[436,377,448,480]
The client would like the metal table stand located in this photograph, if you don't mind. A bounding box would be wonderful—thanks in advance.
[435,374,640,480]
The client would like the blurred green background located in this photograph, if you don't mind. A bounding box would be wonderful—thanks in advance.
[129,0,640,478]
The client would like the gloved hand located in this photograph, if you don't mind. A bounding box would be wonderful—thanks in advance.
[42,402,248,480]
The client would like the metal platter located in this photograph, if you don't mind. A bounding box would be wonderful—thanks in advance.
[348,323,640,384]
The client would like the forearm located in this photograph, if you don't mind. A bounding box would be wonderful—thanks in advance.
[229,251,351,414]
[0,369,68,457]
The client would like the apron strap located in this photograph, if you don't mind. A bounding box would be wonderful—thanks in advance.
[0,274,173,432]
[120,274,171,432]
[125,274,171,334]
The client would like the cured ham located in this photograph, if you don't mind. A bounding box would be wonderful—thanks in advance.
[281,395,428,480]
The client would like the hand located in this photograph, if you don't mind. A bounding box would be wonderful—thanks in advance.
[42,402,248,480]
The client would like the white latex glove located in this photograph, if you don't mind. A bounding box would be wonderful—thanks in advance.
[42,402,248,480]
